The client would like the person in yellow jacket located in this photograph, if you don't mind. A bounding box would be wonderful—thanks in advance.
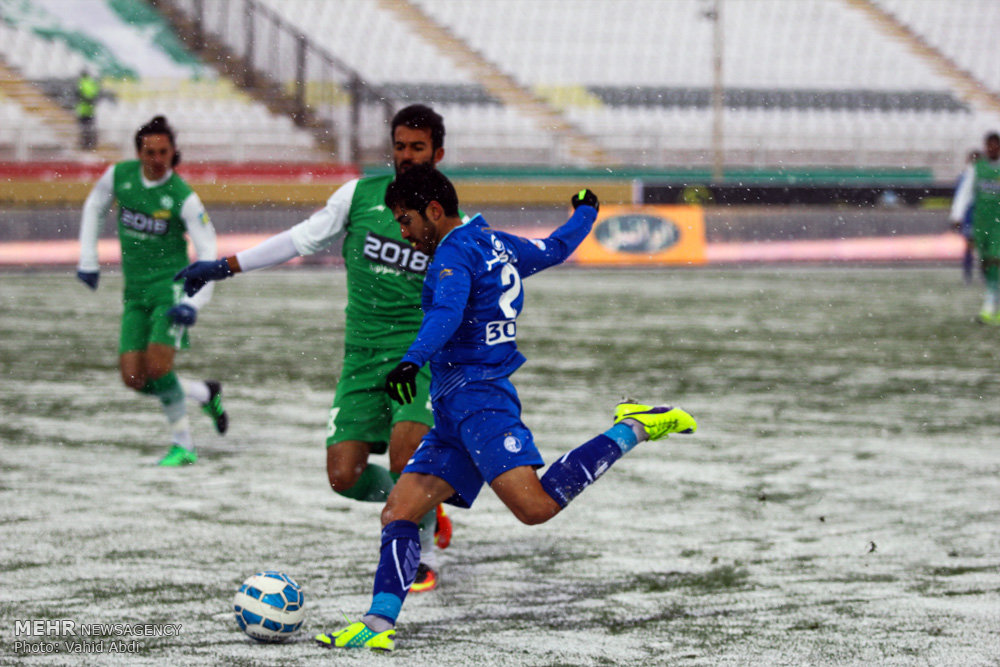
[76,70,100,150]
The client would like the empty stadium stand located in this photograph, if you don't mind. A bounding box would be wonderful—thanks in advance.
[1,0,999,175]
[0,0,324,162]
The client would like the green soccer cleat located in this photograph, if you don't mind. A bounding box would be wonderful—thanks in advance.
[157,444,197,466]
[202,380,228,434]
[613,402,697,441]
[315,621,395,652]
[977,309,1000,325]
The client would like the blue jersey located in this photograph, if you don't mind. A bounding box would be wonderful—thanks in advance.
[402,207,597,399]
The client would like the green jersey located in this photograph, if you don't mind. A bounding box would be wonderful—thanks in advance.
[340,175,428,349]
[973,159,1000,257]
[112,160,196,289]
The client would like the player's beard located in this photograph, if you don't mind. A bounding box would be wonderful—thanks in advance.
[395,158,432,175]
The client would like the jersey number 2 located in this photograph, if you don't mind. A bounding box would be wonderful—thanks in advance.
[485,263,522,345]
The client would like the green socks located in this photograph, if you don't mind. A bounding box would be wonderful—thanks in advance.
[335,463,397,502]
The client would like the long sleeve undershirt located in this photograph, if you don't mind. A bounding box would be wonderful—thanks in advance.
[78,166,218,310]
[235,179,358,272]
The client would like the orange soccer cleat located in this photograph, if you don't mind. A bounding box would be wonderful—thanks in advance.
[434,503,452,549]
[410,562,438,593]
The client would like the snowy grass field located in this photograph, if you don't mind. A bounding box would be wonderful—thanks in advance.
[2,266,999,666]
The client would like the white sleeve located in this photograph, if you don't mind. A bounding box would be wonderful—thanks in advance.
[234,179,359,272]
[289,179,357,255]
[950,166,975,223]
[180,192,217,310]
[234,229,301,272]
[78,166,115,272]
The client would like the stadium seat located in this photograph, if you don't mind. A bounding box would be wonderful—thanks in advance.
[2,0,999,170]
[0,4,322,162]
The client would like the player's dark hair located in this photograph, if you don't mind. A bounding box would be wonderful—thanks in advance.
[391,104,445,151]
[384,163,459,217]
[986,132,1000,144]
[135,115,181,167]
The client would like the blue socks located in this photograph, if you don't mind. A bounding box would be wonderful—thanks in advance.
[364,424,641,627]
[367,520,421,625]
[604,422,641,453]
[539,423,638,507]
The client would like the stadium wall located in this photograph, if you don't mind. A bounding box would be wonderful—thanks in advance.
[0,162,945,207]
[0,162,961,266]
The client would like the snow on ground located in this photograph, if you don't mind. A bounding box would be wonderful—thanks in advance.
[1,267,999,666]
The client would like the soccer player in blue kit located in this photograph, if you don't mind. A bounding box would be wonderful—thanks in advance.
[315,165,697,652]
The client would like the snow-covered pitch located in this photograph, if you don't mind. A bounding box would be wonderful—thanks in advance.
[2,267,998,665]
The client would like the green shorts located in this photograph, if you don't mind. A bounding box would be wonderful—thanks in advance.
[326,344,433,452]
[976,226,1000,260]
[119,280,189,354]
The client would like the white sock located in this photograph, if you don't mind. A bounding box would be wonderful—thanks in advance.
[180,378,211,404]
[361,614,394,632]
[170,415,194,450]
[622,418,650,443]
[420,544,438,569]
[417,508,437,567]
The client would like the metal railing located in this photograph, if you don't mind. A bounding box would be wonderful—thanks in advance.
[163,0,396,163]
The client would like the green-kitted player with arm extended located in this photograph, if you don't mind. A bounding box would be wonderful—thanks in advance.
[77,115,228,466]
[176,105,453,591]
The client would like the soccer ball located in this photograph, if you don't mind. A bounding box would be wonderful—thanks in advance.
[233,571,305,642]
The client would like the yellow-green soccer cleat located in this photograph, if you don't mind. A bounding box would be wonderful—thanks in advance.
[157,444,197,466]
[977,309,1000,326]
[613,402,697,441]
[315,621,395,652]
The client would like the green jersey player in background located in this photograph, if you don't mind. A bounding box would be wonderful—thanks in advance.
[951,131,1000,323]
[176,105,453,591]
[77,115,228,467]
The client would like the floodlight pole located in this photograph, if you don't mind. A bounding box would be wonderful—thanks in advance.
[709,0,724,183]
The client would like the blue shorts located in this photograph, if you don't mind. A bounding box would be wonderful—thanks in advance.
[403,377,544,508]
[961,213,974,239]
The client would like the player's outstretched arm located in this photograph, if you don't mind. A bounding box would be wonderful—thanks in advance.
[550,187,599,254]
[176,227,310,297]
[77,166,114,292]
[511,189,600,279]
[175,179,357,297]
[175,256,240,296]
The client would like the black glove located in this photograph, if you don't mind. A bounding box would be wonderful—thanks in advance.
[76,270,99,290]
[571,189,599,212]
[385,362,420,405]
[174,258,234,296]
[167,304,198,326]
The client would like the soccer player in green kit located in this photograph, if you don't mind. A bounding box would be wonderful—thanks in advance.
[176,105,452,590]
[951,131,1000,323]
[77,115,228,466]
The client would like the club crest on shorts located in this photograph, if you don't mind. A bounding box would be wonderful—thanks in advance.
[503,434,521,453]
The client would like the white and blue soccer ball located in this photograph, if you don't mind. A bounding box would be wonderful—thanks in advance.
[233,571,305,642]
